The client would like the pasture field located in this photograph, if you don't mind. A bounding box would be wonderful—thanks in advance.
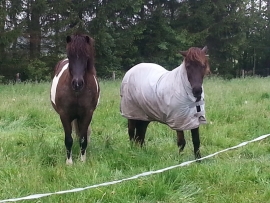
[0,77,270,203]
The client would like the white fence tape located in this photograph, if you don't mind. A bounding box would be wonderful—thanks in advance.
[0,133,269,202]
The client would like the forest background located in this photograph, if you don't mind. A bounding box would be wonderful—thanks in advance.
[0,0,269,81]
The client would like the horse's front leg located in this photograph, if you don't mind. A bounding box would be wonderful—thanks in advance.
[60,116,73,165]
[177,130,186,153]
[78,115,93,162]
[191,127,201,160]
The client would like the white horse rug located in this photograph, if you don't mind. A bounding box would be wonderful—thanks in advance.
[120,63,206,131]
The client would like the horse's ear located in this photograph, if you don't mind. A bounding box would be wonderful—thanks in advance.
[85,35,94,45]
[85,35,90,43]
[66,36,72,43]
[180,51,188,57]
[202,46,208,54]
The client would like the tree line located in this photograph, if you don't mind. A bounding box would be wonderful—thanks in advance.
[0,0,269,82]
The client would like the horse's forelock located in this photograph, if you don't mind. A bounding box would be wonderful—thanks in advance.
[185,47,210,74]
[185,48,204,64]
[66,34,94,59]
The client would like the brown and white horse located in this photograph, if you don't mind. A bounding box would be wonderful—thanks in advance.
[120,46,209,160]
[50,34,100,164]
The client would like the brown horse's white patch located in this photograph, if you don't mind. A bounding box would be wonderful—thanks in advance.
[93,75,100,105]
[51,61,69,105]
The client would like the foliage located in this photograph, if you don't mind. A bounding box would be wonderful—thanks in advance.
[25,59,51,82]
[0,0,269,80]
[0,75,5,83]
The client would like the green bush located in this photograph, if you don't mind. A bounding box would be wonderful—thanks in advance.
[25,59,51,82]
[0,75,5,83]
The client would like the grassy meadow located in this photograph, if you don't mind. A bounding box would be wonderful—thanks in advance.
[0,77,270,202]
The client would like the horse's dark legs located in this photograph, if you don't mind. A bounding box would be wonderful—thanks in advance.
[191,127,201,159]
[78,115,93,162]
[128,119,136,141]
[128,119,150,146]
[136,120,150,146]
[177,128,201,160]
[177,130,186,152]
[60,116,73,165]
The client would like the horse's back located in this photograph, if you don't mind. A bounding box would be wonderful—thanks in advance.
[120,63,168,121]
[122,63,168,92]
[122,63,166,84]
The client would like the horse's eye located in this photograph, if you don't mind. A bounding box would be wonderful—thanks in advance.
[201,64,207,69]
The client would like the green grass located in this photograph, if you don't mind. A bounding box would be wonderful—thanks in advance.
[0,77,270,202]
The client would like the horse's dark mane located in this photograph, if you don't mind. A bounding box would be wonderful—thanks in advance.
[185,47,210,73]
[66,34,95,71]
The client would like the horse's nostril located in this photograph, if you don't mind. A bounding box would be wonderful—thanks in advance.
[72,79,84,91]
[78,80,84,87]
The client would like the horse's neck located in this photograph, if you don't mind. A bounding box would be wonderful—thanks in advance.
[87,58,96,75]
[88,66,96,75]
[167,63,189,83]
[159,62,192,93]
[178,63,190,86]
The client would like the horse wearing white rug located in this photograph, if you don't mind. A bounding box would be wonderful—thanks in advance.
[120,46,209,160]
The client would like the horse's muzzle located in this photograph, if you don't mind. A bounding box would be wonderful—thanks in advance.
[71,78,84,91]
[192,87,202,102]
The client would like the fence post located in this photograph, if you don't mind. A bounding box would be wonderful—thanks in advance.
[112,71,115,80]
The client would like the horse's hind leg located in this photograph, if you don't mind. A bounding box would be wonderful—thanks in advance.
[128,119,136,141]
[135,120,150,146]
[191,127,201,160]
[60,116,73,165]
[177,130,186,153]
[128,119,149,146]
[78,115,93,162]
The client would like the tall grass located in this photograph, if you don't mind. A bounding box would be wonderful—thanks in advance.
[0,77,270,203]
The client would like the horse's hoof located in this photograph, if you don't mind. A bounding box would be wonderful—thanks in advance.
[178,147,185,154]
[81,154,86,162]
[66,158,73,165]
[195,153,202,163]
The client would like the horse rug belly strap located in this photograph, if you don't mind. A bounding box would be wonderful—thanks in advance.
[120,63,207,131]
